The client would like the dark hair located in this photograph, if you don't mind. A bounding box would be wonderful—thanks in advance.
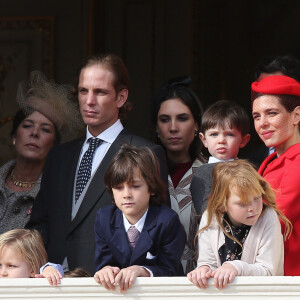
[11,109,27,137]
[73,53,130,122]
[104,144,166,205]
[153,77,205,162]
[64,267,91,278]
[255,55,300,82]
[11,109,60,144]
[201,100,250,136]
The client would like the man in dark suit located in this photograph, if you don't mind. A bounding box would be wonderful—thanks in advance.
[26,54,168,274]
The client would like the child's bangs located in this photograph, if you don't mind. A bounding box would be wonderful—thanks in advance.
[230,175,264,204]
[207,118,233,132]
[110,160,138,187]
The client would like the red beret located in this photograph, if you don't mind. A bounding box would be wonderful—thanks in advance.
[251,75,300,97]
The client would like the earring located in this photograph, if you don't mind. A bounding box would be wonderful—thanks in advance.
[156,131,160,139]
[194,130,198,137]
[12,139,16,146]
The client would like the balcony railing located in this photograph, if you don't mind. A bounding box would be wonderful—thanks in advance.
[0,276,300,299]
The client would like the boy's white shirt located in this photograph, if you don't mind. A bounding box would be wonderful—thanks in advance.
[122,209,148,233]
[208,156,235,164]
[196,207,284,276]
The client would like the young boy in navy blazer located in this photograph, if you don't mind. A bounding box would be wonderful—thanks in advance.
[94,145,186,292]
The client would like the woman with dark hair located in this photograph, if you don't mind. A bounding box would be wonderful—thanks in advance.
[153,77,205,274]
[251,75,300,276]
[0,71,83,234]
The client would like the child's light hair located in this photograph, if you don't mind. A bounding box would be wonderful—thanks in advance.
[0,229,47,274]
[104,144,166,205]
[196,160,292,244]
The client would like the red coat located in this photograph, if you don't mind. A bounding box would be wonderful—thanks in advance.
[259,143,300,276]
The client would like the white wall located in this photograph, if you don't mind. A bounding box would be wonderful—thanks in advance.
[1,277,300,299]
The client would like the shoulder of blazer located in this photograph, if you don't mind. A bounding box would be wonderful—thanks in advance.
[144,204,178,230]
[96,204,122,229]
[47,136,85,157]
[118,128,158,148]
[193,163,216,178]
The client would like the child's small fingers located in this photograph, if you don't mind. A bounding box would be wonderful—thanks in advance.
[118,277,126,293]
[94,273,101,284]
[213,273,222,289]
[206,269,212,278]
[221,275,230,289]
[228,272,236,284]
[52,274,59,286]
[192,271,207,289]
[47,276,55,286]
[94,272,113,290]
[124,273,135,291]
[114,270,125,291]
[103,273,115,290]
[107,271,116,285]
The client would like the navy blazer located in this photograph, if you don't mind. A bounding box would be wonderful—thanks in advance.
[26,129,169,274]
[94,204,186,276]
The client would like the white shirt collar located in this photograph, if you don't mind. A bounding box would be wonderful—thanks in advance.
[122,209,149,233]
[85,119,123,145]
[208,156,235,164]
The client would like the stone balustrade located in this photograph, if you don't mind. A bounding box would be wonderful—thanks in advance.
[0,276,300,299]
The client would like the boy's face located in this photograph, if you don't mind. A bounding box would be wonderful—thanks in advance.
[200,122,250,160]
[112,168,151,225]
[0,247,34,278]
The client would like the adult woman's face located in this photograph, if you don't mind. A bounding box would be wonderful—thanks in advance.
[157,98,197,162]
[252,95,300,155]
[14,111,56,162]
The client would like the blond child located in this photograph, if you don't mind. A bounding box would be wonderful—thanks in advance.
[0,229,63,285]
[188,160,291,289]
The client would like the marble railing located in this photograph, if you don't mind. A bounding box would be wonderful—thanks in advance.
[0,276,300,299]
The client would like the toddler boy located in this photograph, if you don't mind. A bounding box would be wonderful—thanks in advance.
[191,100,250,215]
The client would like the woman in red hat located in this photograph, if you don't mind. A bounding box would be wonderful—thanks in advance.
[251,75,300,276]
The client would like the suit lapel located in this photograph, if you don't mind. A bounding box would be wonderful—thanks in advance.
[64,138,85,223]
[68,129,133,233]
[109,209,132,265]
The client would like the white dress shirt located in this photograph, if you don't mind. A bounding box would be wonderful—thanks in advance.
[208,156,235,164]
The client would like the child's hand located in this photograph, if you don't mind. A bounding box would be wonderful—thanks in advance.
[187,265,212,289]
[35,266,62,286]
[211,263,238,289]
[114,265,150,293]
[94,266,120,290]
